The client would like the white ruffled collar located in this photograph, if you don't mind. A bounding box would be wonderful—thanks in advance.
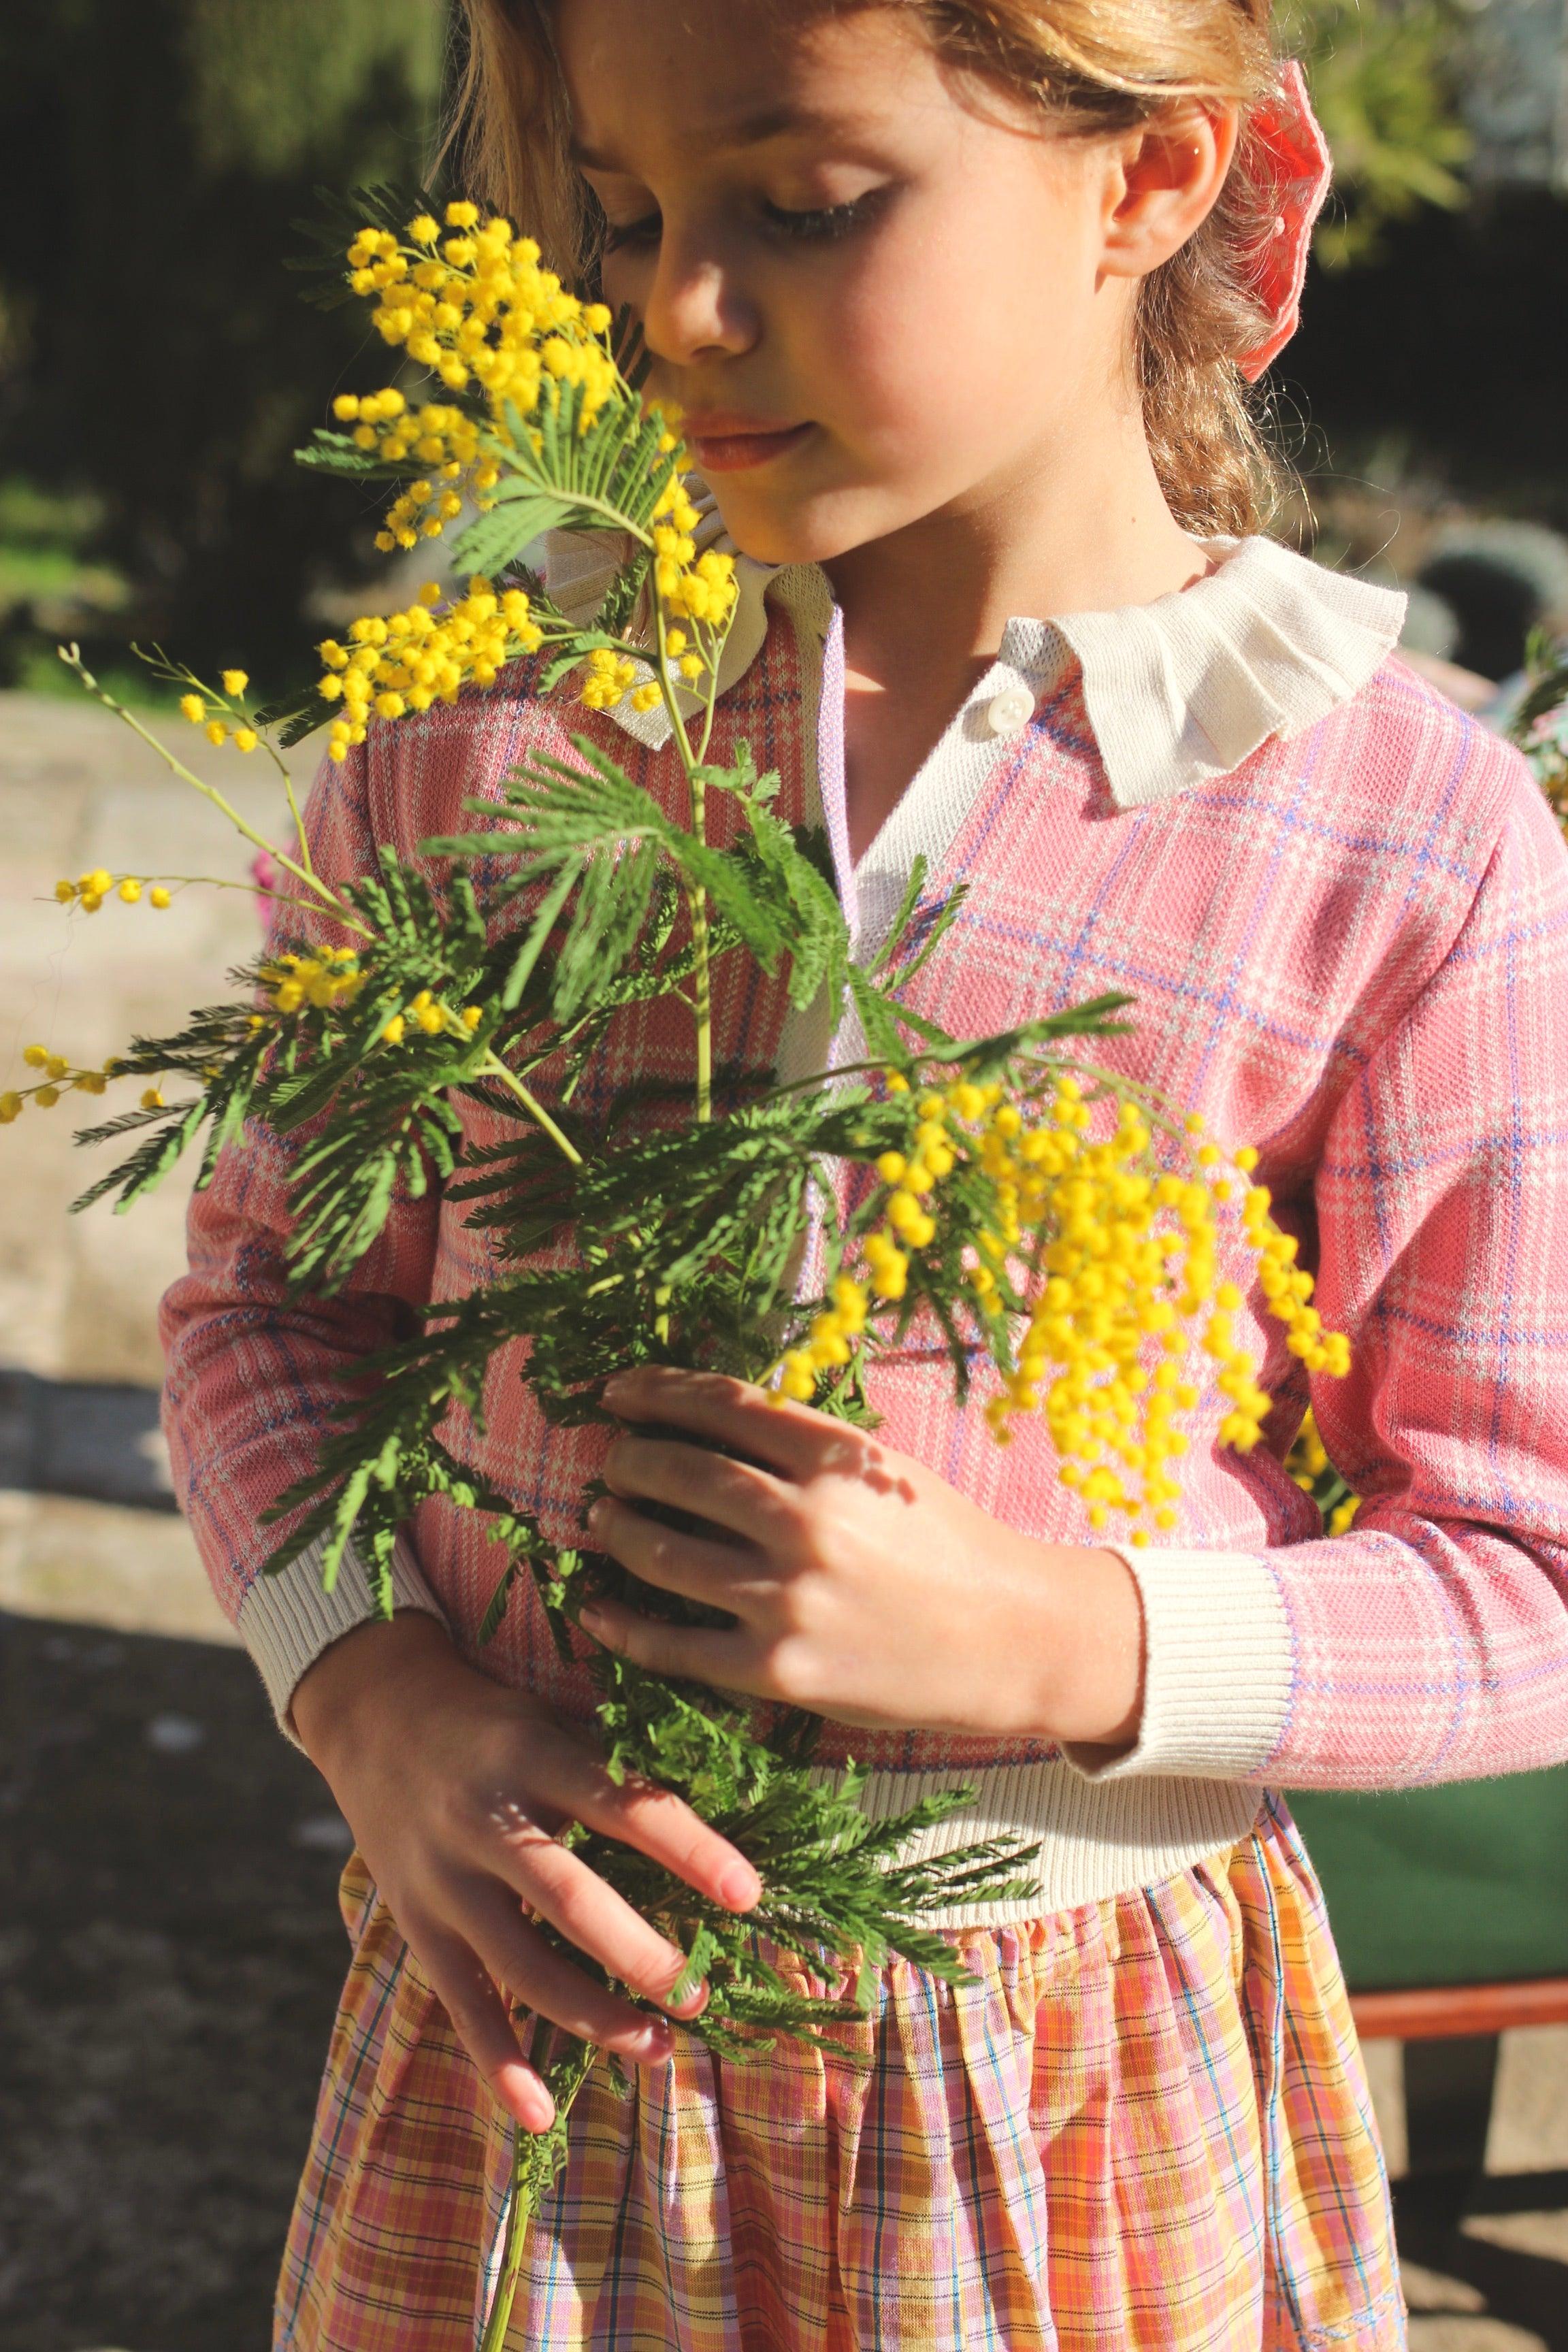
[541,522,1405,812]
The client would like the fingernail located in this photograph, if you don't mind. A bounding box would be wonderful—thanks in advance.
[639,2022,676,2062]
[720,1864,760,1910]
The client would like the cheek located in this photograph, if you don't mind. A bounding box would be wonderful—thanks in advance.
[600,247,652,321]
[809,228,1068,470]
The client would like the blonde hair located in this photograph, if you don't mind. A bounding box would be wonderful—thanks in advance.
[445,0,1288,534]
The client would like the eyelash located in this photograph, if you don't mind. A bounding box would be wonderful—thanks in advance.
[602,211,661,255]
[600,191,882,254]
[761,193,882,242]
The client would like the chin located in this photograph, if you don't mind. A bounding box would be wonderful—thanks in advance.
[706,480,915,571]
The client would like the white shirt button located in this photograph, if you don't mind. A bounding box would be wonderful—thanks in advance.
[984,684,1035,738]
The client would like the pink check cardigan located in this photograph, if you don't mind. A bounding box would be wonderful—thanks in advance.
[161,538,1568,1921]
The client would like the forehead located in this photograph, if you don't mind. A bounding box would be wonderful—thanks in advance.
[555,0,947,166]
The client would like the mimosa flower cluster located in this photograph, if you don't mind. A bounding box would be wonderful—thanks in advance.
[351,202,616,424]
[176,667,260,751]
[316,578,542,757]
[260,949,366,1017]
[318,205,736,746]
[651,481,740,630]
[779,1072,1350,1539]
[380,993,483,1047]
[0,1043,120,1124]
[53,867,173,912]
[335,389,486,553]
[329,205,623,564]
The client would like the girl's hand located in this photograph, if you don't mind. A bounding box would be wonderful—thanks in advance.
[290,1612,762,2134]
[583,1367,1145,1749]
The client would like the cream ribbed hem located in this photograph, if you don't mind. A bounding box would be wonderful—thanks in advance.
[237,1530,446,1743]
[1070,1546,1294,1784]
[237,1536,1288,1915]
[804,1760,1264,1926]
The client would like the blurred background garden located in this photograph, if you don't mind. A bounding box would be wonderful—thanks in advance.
[1,3,1567,2347]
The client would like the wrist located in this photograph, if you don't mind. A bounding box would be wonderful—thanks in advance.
[291,1610,463,1774]
[1016,1539,1146,1752]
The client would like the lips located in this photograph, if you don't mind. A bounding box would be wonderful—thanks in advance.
[681,414,813,474]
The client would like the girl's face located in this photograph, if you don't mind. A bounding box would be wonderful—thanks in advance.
[556,0,1209,566]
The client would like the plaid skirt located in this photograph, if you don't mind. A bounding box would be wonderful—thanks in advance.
[274,1795,1405,2351]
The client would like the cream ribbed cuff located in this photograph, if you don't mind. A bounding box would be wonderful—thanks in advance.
[237,1529,447,1742]
[1068,1546,1293,1784]
[794,1550,1290,1925]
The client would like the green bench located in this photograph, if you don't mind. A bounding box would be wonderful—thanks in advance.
[1289,1771,1568,2041]
[1289,1773,1568,2194]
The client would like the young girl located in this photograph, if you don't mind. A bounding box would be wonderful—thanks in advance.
[161,1,1568,2345]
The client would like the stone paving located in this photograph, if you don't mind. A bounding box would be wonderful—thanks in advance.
[1,689,1565,2347]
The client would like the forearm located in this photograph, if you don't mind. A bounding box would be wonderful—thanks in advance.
[162,1270,448,1733]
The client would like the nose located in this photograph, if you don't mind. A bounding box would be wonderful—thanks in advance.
[640,218,760,370]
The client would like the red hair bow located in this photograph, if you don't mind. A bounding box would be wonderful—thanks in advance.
[1236,60,1333,383]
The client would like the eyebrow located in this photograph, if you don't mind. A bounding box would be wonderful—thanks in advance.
[570,105,833,172]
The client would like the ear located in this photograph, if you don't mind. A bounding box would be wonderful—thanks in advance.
[1099,103,1239,282]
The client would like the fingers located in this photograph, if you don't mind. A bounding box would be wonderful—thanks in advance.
[587,1490,761,1606]
[493,1827,719,2018]
[414,1893,683,2137]
[463,1872,693,2044]
[578,1593,752,1693]
[602,1431,793,1542]
[535,1717,763,1912]
[603,1366,830,1480]
[410,1912,559,2133]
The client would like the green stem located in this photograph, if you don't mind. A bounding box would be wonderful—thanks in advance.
[689,847,713,1124]
[685,630,726,1122]
[58,647,361,930]
[693,613,727,768]
[477,1051,584,1165]
[479,2027,600,2352]
[267,742,314,880]
[652,604,714,1125]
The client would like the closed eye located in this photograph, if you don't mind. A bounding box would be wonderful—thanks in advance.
[761,190,887,241]
[600,186,889,254]
[602,209,662,254]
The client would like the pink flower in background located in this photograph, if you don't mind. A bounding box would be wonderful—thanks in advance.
[250,839,301,928]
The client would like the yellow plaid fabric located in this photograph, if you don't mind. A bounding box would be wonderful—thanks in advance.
[274,1797,1403,2350]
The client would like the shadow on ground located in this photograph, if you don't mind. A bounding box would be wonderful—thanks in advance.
[0,1612,353,2352]
[1399,2169,1568,2352]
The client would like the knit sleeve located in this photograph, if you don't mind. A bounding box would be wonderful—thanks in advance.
[1080,768,1568,1789]
[159,743,447,1729]
[1263,771,1568,1784]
